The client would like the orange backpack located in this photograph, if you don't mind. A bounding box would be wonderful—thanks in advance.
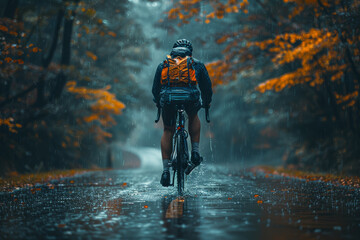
[161,55,197,87]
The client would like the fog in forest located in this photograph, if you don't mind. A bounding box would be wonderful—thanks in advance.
[1,0,359,175]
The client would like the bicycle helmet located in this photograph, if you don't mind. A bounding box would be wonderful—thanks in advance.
[173,39,193,53]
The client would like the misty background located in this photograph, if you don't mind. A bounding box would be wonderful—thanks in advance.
[1,0,359,176]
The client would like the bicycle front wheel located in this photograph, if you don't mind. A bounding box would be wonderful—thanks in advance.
[176,134,185,195]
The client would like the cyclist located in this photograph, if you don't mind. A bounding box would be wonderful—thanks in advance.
[152,39,213,187]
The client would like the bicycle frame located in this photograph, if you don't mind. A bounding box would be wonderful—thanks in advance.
[170,104,189,195]
[155,103,210,196]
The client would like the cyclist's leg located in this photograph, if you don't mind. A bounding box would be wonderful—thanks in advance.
[161,104,176,160]
[160,105,176,186]
[186,101,202,150]
[161,125,175,160]
[185,101,203,175]
[187,111,200,143]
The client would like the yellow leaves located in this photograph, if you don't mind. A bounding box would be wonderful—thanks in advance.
[256,68,313,93]
[86,51,98,61]
[216,35,229,44]
[85,8,96,17]
[168,0,248,24]
[206,60,232,86]
[82,25,90,34]
[107,31,117,37]
[335,91,358,107]
[285,0,339,18]
[0,118,22,133]
[15,59,24,64]
[206,12,215,19]
[0,25,8,32]
[331,71,344,82]
[4,57,12,63]
[254,28,345,93]
[66,81,125,143]
[167,8,180,20]
[66,81,125,127]
[180,0,201,5]
[91,126,112,142]
[83,114,98,123]
[9,31,18,36]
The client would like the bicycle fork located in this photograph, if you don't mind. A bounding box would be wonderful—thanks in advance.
[169,107,190,187]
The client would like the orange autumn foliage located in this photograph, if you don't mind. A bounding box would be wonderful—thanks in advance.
[254,28,347,93]
[284,0,342,18]
[0,118,22,133]
[66,81,125,142]
[0,169,93,192]
[167,0,249,24]
[166,0,359,110]
[86,51,98,61]
[252,166,360,188]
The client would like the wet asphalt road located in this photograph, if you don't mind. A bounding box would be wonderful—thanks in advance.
[1,165,360,240]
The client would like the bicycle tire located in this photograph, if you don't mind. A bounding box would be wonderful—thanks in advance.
[176,134,185,195]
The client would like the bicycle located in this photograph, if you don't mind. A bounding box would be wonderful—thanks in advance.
[155,103,210,196]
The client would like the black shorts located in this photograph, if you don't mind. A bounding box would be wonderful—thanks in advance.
[162,101,201,127]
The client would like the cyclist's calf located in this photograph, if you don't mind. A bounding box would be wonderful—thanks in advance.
[161,125,176,160]
[188,113,200,143]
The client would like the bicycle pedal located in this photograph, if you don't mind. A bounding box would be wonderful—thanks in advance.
[185,162,196,175]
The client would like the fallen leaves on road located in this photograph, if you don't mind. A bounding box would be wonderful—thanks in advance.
[0,169,93,192]
[251,166,360,188]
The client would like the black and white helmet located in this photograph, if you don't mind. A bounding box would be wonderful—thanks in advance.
[173,39,193,53]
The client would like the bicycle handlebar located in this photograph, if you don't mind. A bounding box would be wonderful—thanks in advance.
[155,107,161,123]
[204,107,210,123]
[154,106,210,123]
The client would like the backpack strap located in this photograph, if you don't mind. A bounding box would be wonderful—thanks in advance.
[187,57,191,87]
[190,57,195,70]
[165,56,171,87]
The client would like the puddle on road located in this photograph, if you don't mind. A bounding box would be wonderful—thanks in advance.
[0,167,360,239]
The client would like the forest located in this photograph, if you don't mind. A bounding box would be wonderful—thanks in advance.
[1,0,359,176]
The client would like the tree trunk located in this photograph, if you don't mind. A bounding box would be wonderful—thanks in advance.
[35,9,64,106]
[3,0,18,18]
[52,0,79,100]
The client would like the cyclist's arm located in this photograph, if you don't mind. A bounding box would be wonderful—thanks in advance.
[197,62,213,107]
[152,63,163,106]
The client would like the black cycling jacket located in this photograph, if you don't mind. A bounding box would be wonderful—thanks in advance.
[152,48,213,106]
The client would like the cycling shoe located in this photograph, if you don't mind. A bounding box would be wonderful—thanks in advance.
[160,170,170,187]
[185,152,203,175]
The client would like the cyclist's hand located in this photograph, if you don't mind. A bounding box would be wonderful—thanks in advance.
[202,103,211,109]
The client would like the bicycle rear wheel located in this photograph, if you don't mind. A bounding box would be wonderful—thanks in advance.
[176,134,185,195]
